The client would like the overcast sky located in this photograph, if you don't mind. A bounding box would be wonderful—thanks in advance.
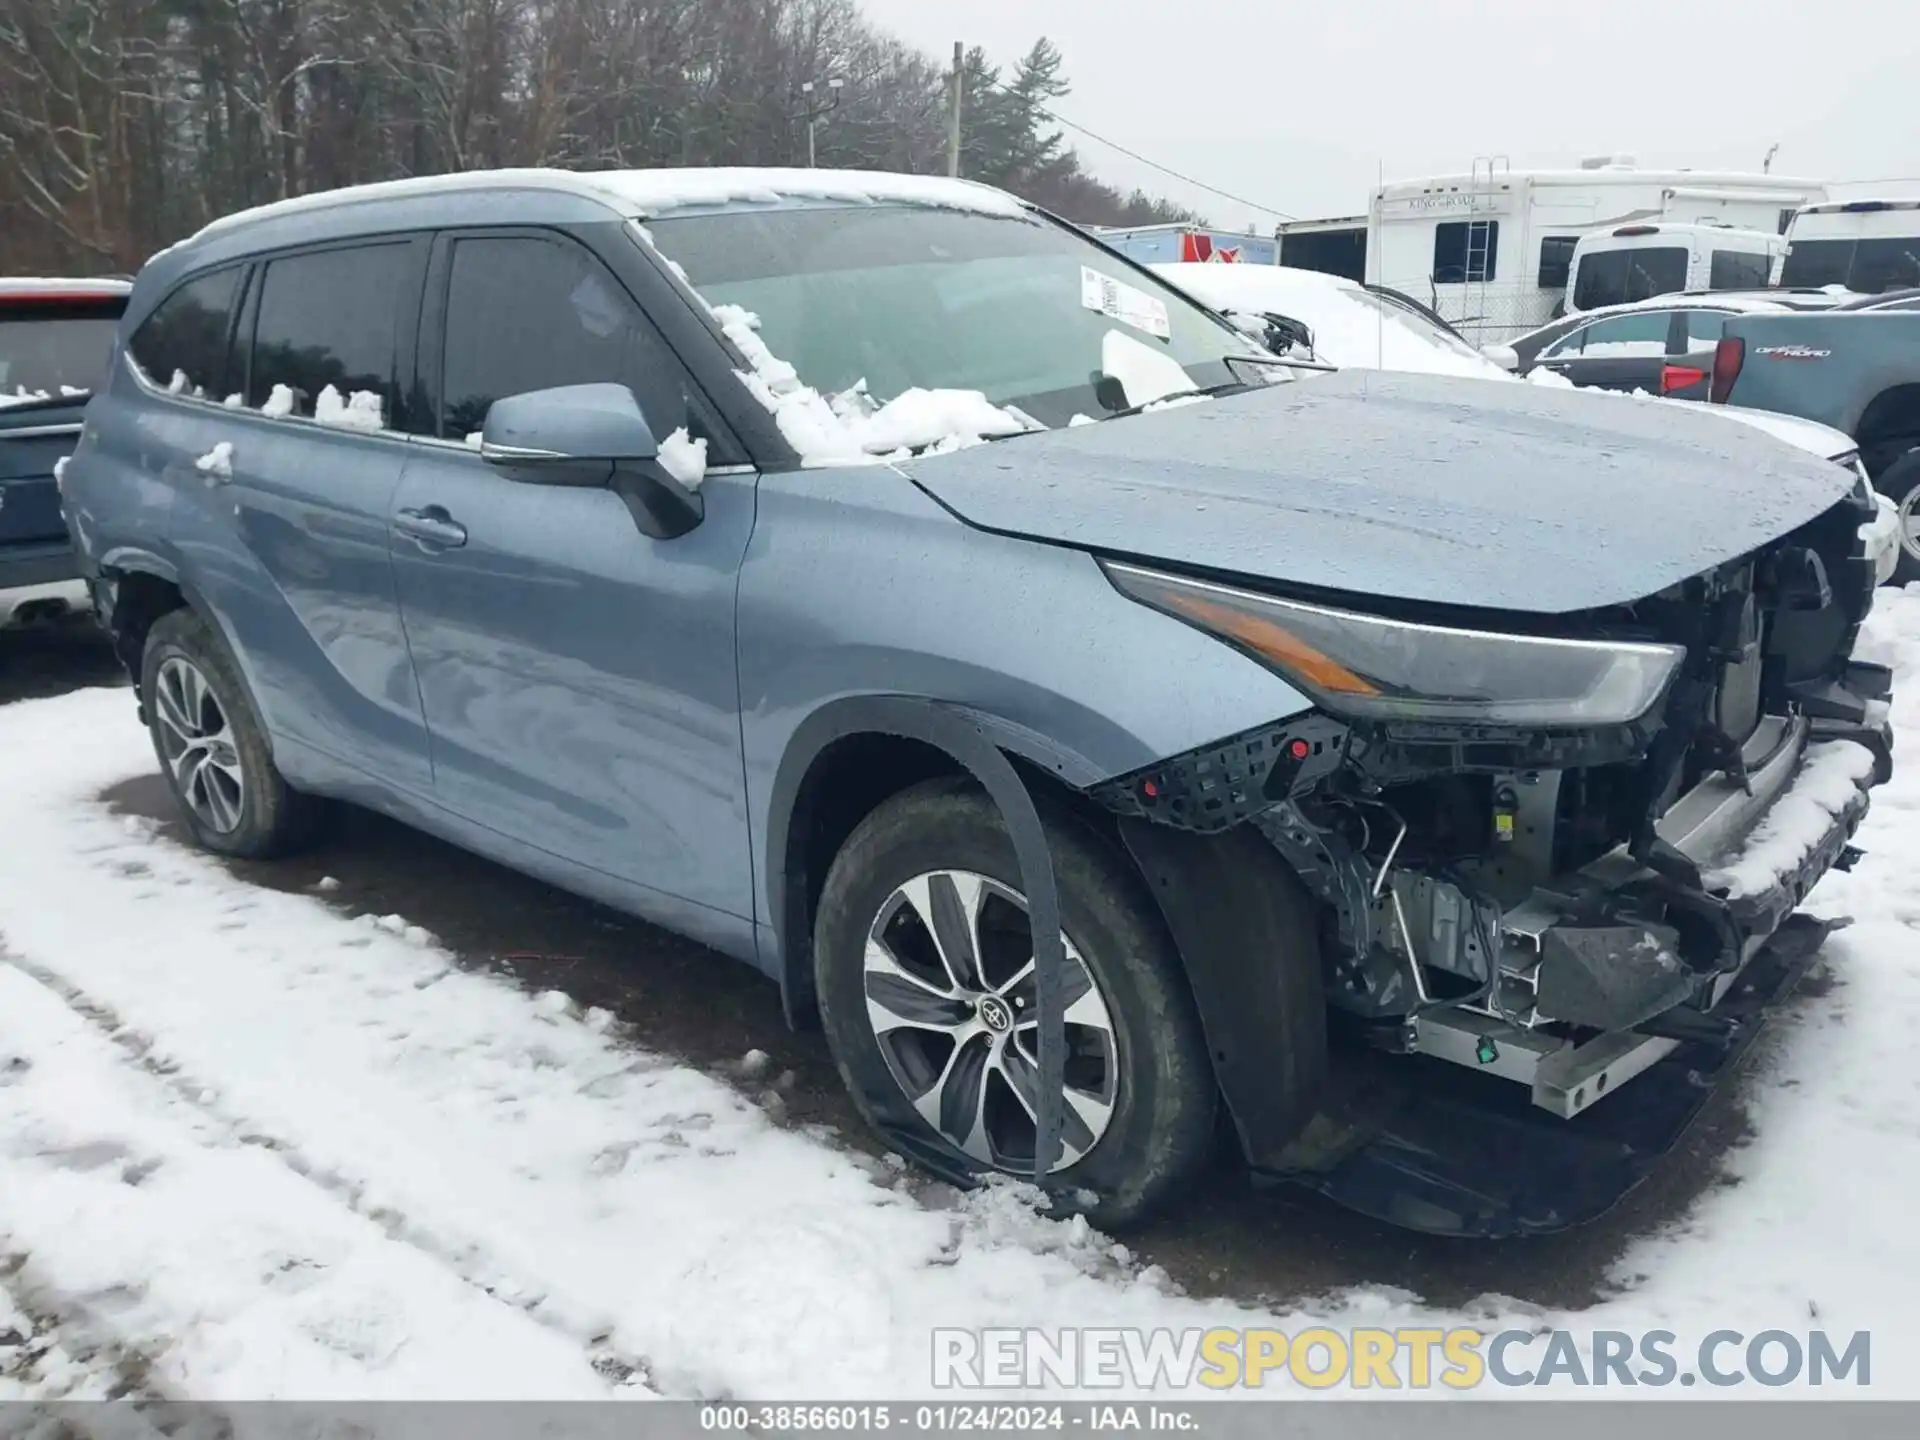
[857,0,1920,227]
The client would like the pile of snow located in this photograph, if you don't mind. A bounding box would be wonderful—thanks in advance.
[597,168,1029,221]
[7,592,1920,1396]
[657,427,708,488]
[712,303,1033,466]
[313,385,384,432]
[194,441,234,482]
[1706,740,1880,899]
[0,386,52,408]
[182,168,1028,251]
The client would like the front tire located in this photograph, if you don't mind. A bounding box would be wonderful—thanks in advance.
[1872,446,1920,587]
[140,608,321,858]
[814,779,1216,1229]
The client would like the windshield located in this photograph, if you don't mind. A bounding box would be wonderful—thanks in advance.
[1572,247,1689,310]
[647,204,1272,429]
[1780,237,1920,292]
[0,312,119,404]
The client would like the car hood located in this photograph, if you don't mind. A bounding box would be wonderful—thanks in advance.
[1707,405,1855,461]
[902,370,1856,615]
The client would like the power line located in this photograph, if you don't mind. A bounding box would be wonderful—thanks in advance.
[1033,105,1301,222]
[960,60,1300,222]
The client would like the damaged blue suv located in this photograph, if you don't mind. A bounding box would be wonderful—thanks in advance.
[61,168,1895,1236]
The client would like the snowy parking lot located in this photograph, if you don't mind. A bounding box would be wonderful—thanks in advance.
[4,595,1920,1402]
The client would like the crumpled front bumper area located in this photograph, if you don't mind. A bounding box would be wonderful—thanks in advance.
[1263,911,1843,1237]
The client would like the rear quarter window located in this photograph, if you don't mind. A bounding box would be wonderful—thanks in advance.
[129,269,242,399]
[1678,308,1735,349]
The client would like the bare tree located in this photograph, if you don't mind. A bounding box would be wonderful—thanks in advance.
[0,0,1205,275]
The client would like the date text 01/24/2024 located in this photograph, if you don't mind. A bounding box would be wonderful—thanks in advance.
[698,1405,1192,1432]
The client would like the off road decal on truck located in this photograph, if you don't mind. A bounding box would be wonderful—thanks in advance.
[1755,344,1832,359]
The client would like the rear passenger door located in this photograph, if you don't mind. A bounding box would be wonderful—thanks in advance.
[1532,311,1673,392]
[168,238,434,791]
[389,227,759,935]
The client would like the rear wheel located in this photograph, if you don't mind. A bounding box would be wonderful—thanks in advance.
[140,608,322,858]
[813,779,1217,1229]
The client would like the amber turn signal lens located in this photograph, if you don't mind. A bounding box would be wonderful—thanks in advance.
[1156,591,1382,697]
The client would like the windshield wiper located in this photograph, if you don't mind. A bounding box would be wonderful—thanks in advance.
[1093,378,1252,421]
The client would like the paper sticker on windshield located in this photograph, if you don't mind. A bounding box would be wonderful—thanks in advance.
[1081,267,1171,340]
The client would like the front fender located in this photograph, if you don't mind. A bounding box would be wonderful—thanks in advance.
[737,465,1315,979]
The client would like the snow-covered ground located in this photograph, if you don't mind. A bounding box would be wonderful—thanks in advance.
[5,594,1920,1401]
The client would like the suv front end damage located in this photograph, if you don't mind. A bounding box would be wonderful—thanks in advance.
[1092,478,1893,1235]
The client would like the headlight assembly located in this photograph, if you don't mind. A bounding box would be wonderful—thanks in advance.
[1103,561,1684,727]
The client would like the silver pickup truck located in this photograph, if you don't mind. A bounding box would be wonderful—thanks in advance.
[1710,309,1920,580]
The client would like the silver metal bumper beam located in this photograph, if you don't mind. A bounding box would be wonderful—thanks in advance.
[1414,715,1861,1118]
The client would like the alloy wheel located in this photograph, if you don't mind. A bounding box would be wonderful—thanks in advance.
[861,869,1118,1173]
[1889,491,1920,568]
[1899,486,1920,565]
[153,656,246,833]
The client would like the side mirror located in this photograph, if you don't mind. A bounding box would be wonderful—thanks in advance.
[481,382,660,467]
[480,382,702,540]
[1480,343,1520,372]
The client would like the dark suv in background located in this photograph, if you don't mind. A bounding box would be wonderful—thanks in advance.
[1,277,130,628]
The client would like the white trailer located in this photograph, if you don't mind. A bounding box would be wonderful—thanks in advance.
[1363,156,1828,342]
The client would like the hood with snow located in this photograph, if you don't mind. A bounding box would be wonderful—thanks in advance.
[900,369,1857,617]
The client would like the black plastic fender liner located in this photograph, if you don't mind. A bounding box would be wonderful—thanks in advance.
[766,696,1071,1186]
[1116,816,1328,1168]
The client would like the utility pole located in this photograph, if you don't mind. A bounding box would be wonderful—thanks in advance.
[1763,142,1780,174]
[946,42,963,178]
[796,77,844,168]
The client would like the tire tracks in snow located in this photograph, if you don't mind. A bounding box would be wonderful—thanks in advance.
[0,948,656,1398]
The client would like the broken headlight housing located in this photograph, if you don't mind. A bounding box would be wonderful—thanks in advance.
[1103,561,1684,727]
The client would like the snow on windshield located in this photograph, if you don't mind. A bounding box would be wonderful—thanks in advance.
[710,303,1035,466]
[644,204,1273,464]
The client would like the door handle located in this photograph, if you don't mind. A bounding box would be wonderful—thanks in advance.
[394,506,468,549]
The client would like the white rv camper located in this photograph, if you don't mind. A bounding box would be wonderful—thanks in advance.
[1363,156,1827,342]
[1780,199,1920,293]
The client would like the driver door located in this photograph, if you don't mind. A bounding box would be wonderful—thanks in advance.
[389,227,758,930]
